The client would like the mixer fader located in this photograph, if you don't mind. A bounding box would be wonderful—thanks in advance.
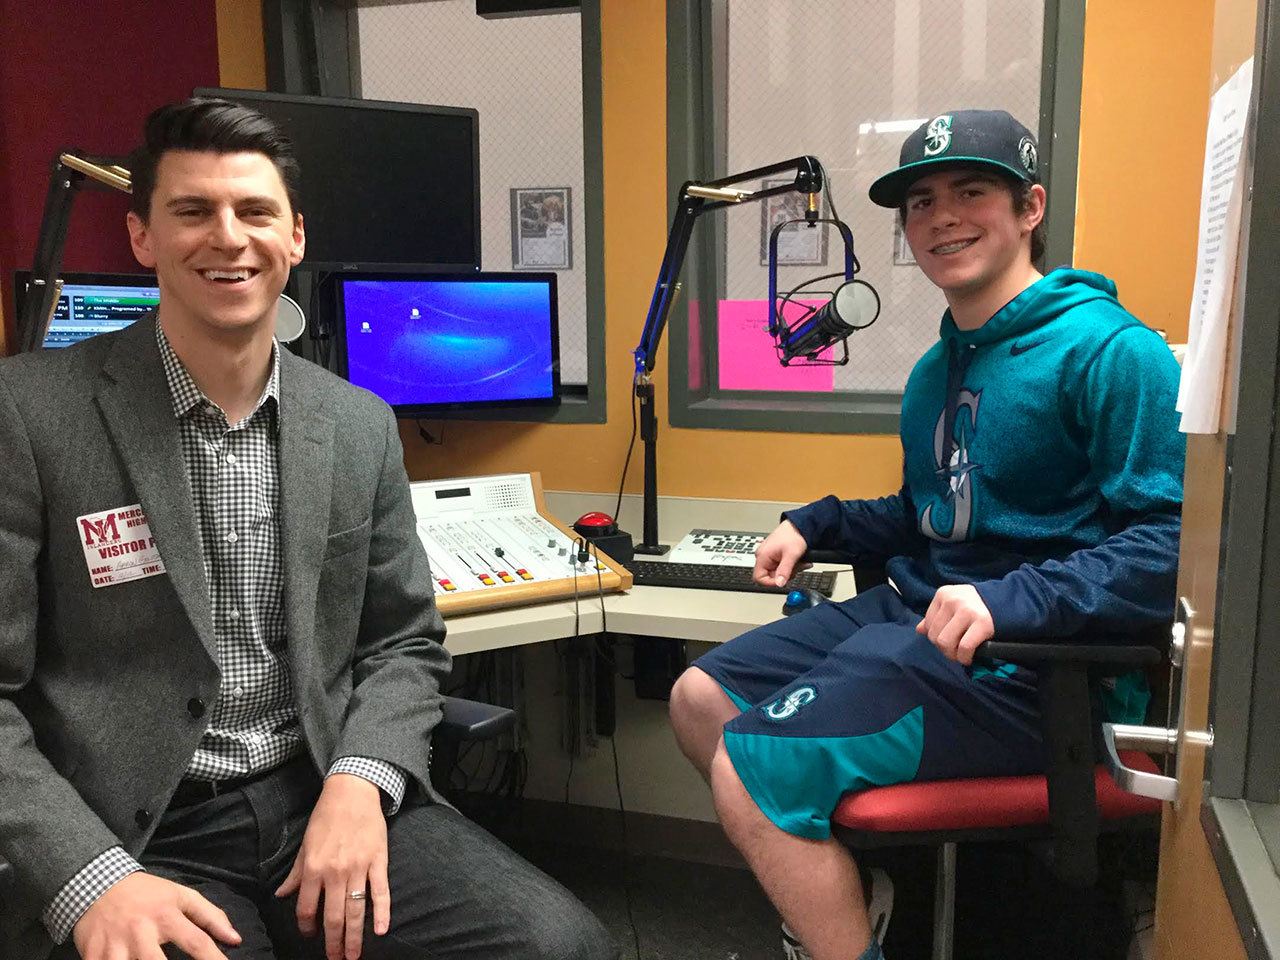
[410,473,632,616]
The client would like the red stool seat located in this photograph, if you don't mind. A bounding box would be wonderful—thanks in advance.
[833,751,1162,834]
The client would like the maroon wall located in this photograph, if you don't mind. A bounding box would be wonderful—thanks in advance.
[0,0,221,349]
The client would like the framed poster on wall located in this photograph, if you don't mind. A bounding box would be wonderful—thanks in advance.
[511,186,572,269]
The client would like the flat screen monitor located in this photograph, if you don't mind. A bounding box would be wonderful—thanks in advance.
[14,272,159,349]
[337,272,560,415]
[195,87,480,272]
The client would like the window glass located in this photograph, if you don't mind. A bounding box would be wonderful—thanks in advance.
[716,0,1044,394]
[359,2,591,385]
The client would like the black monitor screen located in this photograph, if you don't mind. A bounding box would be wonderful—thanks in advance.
[196,88,480,272]
[14,272,159,349]
[337,272,560,415]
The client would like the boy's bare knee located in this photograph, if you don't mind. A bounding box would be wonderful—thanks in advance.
[669,667,720,725]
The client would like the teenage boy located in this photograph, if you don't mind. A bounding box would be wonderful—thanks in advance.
[668,109,1184,960]
[0,98,614,960]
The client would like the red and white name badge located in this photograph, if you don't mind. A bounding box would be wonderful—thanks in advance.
[76,504,167,588]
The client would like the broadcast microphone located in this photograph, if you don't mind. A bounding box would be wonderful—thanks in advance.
[778,279,880,363]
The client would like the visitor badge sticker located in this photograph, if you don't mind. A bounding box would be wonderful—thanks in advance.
[77,504,167,588]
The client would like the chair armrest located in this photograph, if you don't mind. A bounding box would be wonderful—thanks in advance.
[817,557,1169,670]
[979,640,1162,669]
[438,696,516,742]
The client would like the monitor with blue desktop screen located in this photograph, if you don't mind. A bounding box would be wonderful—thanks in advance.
[14,272,160,349]
[337,272,560,414]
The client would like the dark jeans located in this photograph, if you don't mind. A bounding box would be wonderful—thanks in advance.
[55,757,615,960]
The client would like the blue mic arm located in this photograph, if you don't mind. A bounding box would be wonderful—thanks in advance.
[632,155,823,377]
[628,156,824,555]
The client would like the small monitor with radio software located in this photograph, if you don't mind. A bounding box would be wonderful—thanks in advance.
[14,272,159,349]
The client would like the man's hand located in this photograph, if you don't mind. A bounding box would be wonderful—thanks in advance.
[917,584,995,666]
[276,773,390,960]
[753,520,810,588]
[72,872,241,960]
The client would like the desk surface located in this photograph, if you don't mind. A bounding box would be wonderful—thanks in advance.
[442,490,856,656]
[443,572,856,655]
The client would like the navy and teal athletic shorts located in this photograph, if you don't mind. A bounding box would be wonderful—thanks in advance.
[692,585,1045,840]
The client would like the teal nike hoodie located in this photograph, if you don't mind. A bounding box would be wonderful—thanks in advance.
[785,268,1186,640]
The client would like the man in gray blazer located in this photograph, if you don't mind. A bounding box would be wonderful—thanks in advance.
[0,98,614,960]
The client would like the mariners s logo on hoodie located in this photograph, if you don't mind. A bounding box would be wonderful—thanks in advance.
[901,268,1182,560]
[921,360,981,542]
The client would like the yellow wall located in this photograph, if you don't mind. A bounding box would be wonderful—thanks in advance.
[216,0,268,90]
[216,0,1212,503]
[1074,0,1213,341]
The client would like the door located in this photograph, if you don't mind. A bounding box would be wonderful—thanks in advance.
[1153,0,1262,956]
[1153,433,1245,959]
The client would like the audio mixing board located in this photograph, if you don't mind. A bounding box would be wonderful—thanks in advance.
[410,473,632,616]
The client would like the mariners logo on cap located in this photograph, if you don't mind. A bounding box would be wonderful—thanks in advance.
[1018,135,1038,174]
[923,115,953,157]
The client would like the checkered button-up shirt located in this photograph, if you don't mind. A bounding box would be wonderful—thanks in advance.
[43,322,406,944]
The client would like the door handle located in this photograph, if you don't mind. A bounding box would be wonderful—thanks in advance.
[1101,722,1215,802]
[1101,597,1213,803]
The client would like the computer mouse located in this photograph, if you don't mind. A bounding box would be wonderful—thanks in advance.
[782,588,825,616]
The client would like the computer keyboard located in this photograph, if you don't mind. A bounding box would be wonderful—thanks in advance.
[627,560,837,596]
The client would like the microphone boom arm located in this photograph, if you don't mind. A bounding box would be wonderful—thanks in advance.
[632,155,823,377]
[16,152,132,354]
[628,155,834,555]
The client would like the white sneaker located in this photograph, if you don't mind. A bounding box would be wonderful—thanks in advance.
[865,867,894,944]
[780,867,894,958]
[781,922,812,960]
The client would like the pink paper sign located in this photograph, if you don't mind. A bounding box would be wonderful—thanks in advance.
[717,299,835,392]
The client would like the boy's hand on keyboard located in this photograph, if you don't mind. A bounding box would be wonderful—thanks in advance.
[754,520,811,587]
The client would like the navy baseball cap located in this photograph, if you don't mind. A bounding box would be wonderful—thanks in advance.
[868,110,1039,208]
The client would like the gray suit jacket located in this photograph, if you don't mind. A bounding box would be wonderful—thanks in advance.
[0,317,450,959]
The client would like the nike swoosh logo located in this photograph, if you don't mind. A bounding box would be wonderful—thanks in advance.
[1009,337,1051,356]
